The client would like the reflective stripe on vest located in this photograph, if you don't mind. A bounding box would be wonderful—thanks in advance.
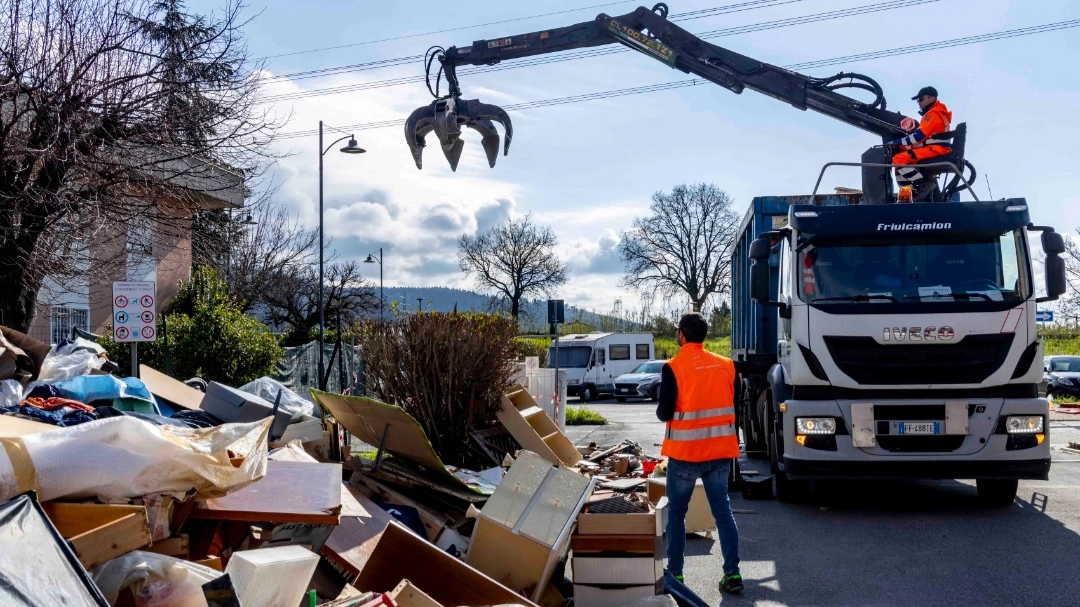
[665,423,737,441]
[673,406,736,421]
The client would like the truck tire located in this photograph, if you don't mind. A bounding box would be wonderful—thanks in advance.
[580,385,596,403]
[767,400,809,503]
[976,479,1018,506]
[744,390,769,460]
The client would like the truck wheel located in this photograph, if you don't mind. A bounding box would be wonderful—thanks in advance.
[745,390,769,460]
[768,402,809,503]
[976,479,1018,506]
[580,385,596,403]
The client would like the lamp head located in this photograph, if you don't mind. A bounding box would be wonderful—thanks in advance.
[340,138,366,154]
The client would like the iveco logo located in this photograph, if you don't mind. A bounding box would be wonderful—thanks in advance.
[882,326,955,341]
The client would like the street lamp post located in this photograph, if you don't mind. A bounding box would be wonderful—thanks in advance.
[363,248,383,323]
[319,120,365,390]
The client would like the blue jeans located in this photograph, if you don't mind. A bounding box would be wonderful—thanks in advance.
[665,458,740,576]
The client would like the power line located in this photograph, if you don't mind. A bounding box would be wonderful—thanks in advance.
[263,0,810,81]
[263,2,626,59]
[262,0,934,102]
[274,18,1079,140]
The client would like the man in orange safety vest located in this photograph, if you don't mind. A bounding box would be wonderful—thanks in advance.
[657,312,743,594]
[891,86,953,197]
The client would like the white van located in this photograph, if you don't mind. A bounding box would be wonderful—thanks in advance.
[547,333,655,402]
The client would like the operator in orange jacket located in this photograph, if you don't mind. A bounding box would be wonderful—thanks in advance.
[891,86,953,193]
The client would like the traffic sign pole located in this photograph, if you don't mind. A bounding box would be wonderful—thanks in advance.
[132,343,138,379]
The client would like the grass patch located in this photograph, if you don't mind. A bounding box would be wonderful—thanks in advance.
[654,336,731,359]
[566,406,608,425]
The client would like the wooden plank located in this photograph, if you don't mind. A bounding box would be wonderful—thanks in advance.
[145,534,189,559]
[42,502,152,569]
[139,364,204,411]
[570,534,660,554]
[392,579,445,607]
[191,460,342,524]
[349,473,449,542]
[321,483,398,581]
[195,556,223,571]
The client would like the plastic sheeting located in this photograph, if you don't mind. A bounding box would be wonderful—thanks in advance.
[92,551,223,607]
[47,374,155,404]
[239,377,314,418]
[36,345,107,384]
[0,492,110,606]
[273,340,363,401]
[0,416,270,503]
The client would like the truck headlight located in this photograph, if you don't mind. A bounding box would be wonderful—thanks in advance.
[1006,416,1044,434]
[796,417,836,435]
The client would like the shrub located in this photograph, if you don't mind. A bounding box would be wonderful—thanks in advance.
[566,406,607,425]
[102,266,282,384]
[355,312,520,468]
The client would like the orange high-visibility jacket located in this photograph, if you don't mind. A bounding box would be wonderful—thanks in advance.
[661,343,740,462]
[891,101,953,158]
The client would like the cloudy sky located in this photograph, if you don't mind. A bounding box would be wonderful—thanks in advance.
[191,0,1079,315]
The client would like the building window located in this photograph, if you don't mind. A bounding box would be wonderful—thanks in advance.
[50,306,89,344]
[636,344,651,359]
[609,344,631,361]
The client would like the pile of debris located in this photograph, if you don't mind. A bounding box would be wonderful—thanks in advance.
[0,325,704,607]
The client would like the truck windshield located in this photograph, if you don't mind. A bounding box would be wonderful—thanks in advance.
[799,229,1029,304]
[548,346,592,368]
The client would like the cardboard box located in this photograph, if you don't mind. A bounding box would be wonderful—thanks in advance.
[354,521,540,607]
[573,556,662,586]
[201,381,292,438]
[573,584,654,607]
[275,414,324,444]
[646,477,715,533]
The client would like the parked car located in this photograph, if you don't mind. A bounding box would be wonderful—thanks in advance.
[1043,355,1080,399]
[612,360,667,402]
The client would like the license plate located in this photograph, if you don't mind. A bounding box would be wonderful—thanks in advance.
[898,421,940,435]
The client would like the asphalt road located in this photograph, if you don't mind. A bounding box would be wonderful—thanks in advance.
[565,398,1080,607]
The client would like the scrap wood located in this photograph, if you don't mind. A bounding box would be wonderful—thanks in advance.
[586,440,641,463]
[599,477,647,492]
[312,391,484,495]
[191,460,342,524]
[345,457,488,504]
[391,579,444,607]
[41,502,153,569]
[349,473,450,542]
[321,482,399,582]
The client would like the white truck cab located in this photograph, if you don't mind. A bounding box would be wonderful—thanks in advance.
[548,332,655,402]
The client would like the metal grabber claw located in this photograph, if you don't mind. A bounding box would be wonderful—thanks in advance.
[404,96,513,171]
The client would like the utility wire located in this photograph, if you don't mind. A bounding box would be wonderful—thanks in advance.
[262,0,935,101]
[274,18,1079,140]
[263,0,810,81]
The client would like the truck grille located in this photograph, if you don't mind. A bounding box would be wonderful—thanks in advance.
[876,436,966,453]
[823,334,1014,385]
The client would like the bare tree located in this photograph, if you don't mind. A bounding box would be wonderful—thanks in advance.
[261,260,379,337]
[0,0,281,331]
[458,214,568,321]
[192,197,321,312]
[1058,232,1080,326]
[619,183,740,312]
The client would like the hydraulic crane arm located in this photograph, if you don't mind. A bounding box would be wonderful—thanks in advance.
[405,3,910,171]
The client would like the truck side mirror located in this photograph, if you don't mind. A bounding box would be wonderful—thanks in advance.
[1042,231,1066,255]
[749,237,772,261]
[750,258,770,303]
[1044,254,1067,301]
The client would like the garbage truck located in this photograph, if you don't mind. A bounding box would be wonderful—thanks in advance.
[731,192,1069,503]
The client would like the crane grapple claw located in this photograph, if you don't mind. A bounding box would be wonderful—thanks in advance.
[403,96,513,170]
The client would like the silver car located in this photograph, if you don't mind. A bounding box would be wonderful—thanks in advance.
[612,360,667,402]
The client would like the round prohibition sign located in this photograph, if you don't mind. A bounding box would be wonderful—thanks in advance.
[140,310,156,323]
[141,326,155,339]
[115,326,130,340]
[140,295,155,308]
[114,295,129,308]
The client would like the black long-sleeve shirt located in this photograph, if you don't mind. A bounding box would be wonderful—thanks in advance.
[656,363,678,422]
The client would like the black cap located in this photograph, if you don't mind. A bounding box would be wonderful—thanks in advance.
[912,86,938,100]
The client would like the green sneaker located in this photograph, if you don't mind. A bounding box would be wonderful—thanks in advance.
[720,573,744,594]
